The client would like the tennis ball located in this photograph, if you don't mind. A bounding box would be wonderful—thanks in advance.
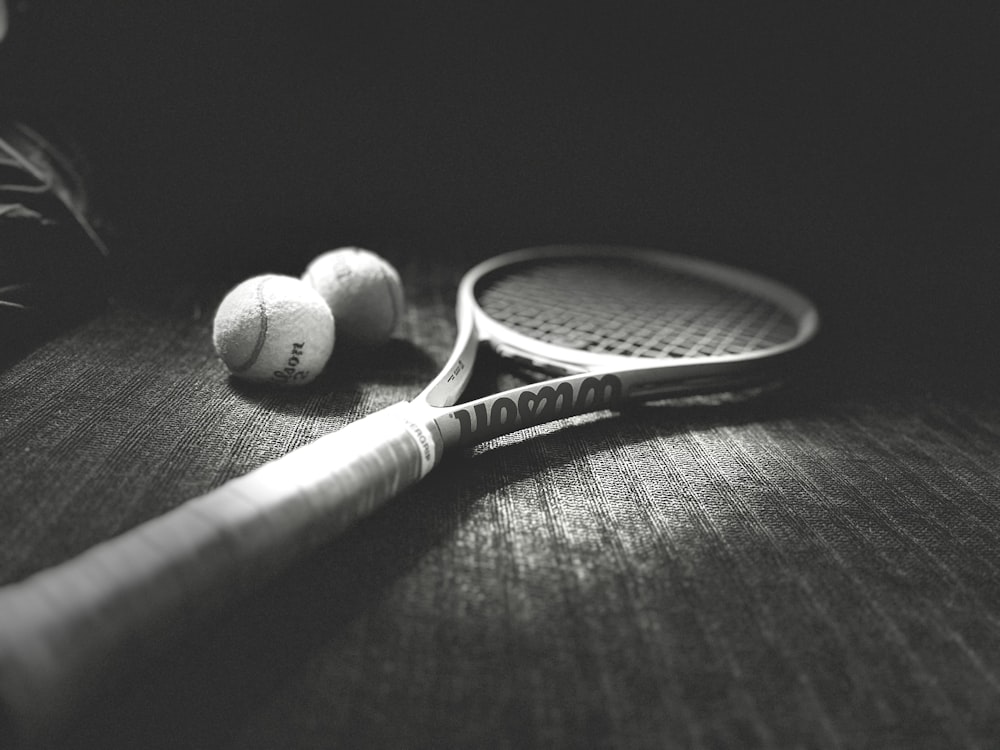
[212,274,335,386]
[302,247,404,348]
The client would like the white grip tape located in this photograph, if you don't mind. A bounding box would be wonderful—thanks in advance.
[0,401,439,745]
[398,412,439,479]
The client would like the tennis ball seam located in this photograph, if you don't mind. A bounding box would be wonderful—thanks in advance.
[229,277,269,373]
[376,260,402,335]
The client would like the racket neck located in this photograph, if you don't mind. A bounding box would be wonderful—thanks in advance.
[425,353,802,452]
[430,370,626,449]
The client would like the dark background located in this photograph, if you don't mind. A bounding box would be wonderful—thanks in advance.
[2,1,997,378]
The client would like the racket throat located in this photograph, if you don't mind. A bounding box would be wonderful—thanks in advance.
[439,372,625,448]
[490,343,588,379]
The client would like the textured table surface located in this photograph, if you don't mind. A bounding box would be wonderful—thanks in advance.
[2,255,1000,749]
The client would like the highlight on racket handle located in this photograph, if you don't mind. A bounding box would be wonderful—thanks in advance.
[0,401,441,747]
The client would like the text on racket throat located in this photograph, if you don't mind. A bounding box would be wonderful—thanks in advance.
[447,374,623,444]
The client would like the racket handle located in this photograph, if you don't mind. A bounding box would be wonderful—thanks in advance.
[0,402,438,747]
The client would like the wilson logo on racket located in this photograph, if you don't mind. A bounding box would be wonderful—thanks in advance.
[451,374,623,442]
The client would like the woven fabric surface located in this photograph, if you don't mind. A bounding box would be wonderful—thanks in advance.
[2,253,999,750]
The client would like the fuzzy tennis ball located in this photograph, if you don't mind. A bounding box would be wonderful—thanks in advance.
[302,247,404,348]
[212,274,335,386]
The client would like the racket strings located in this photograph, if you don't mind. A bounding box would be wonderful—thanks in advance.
[475,258,800,358]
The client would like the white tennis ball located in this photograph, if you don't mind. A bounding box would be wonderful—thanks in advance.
[212,274,335,386]
[302,247,404,348]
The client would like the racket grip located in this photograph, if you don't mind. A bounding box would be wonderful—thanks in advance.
[0,402,438,747]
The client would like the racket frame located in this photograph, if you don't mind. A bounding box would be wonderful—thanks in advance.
[418,244,819,453]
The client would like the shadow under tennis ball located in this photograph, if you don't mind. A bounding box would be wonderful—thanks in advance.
[225,339,439,407]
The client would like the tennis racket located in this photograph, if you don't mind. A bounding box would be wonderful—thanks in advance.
[0,244,819,745]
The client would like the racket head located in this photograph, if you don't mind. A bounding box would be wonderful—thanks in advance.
[422,245,819,408]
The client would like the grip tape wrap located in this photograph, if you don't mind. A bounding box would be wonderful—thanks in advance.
[0,402,435,746]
